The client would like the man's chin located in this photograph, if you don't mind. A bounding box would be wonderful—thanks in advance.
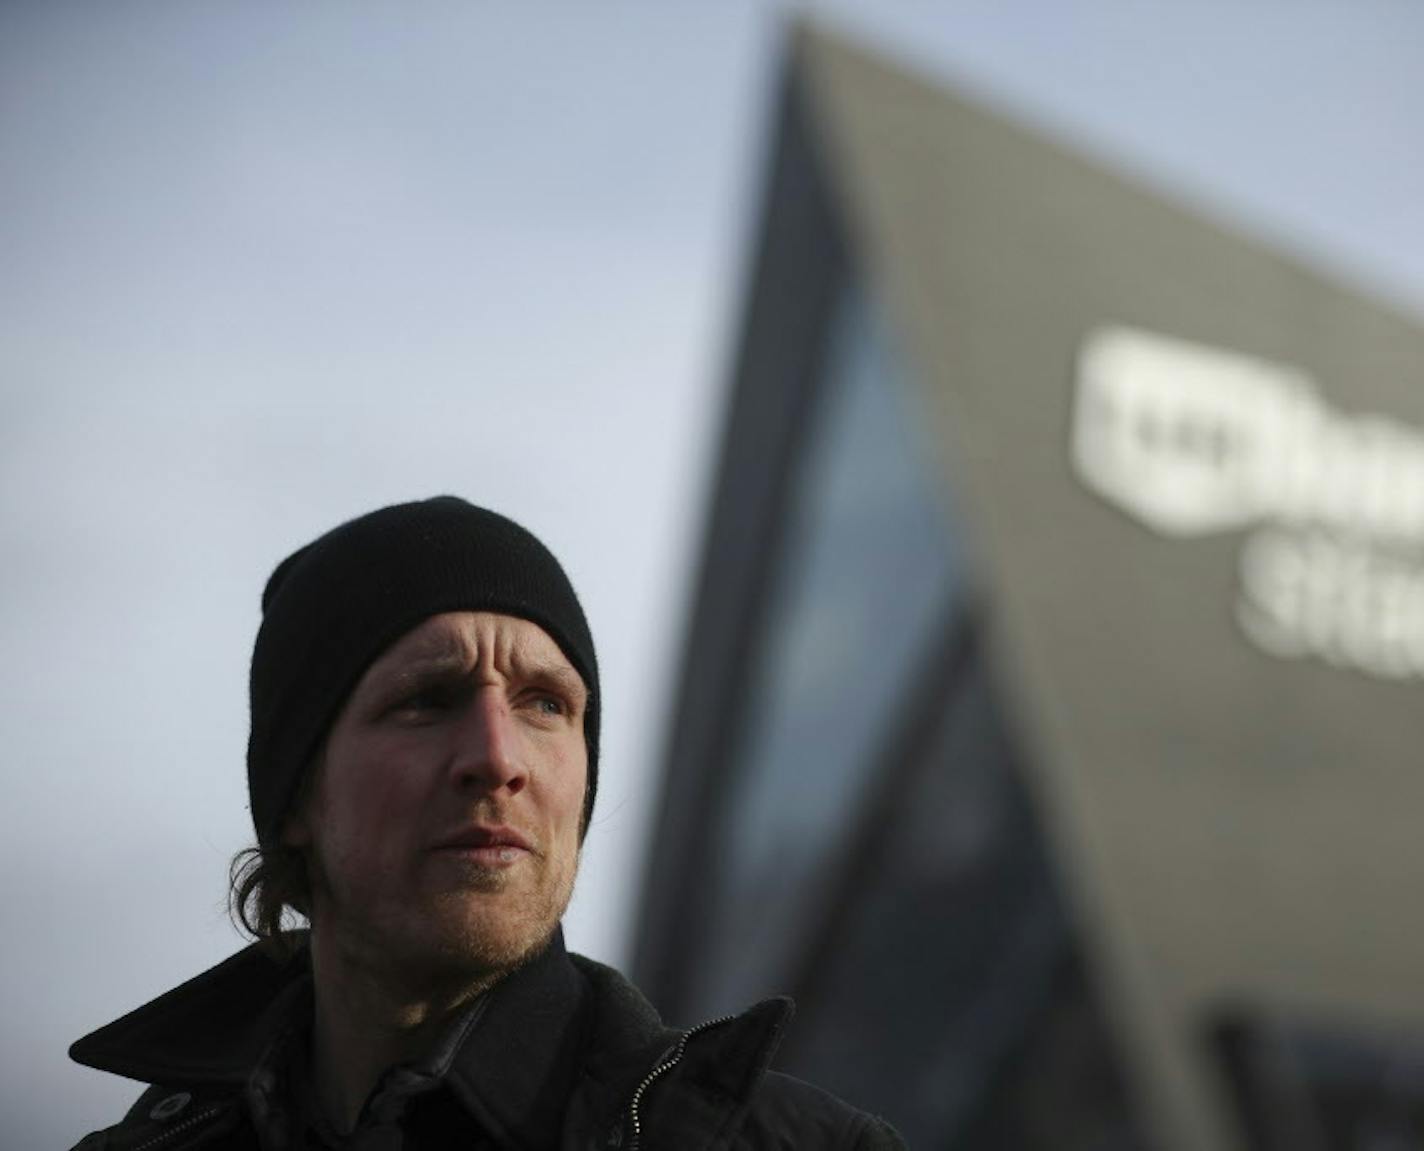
[380,925,545,999]
[313,867,576,990]
[408,891,567,979]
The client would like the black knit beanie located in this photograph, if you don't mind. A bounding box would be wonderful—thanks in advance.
[248,496,599,847]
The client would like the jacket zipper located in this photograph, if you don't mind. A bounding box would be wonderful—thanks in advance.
[621,1014,737,1151]
[129,1105,223,1151]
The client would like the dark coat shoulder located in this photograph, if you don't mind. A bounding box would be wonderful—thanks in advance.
[572,957,905,1150]
[69,942,904,1151]
[739,1072,906,1150]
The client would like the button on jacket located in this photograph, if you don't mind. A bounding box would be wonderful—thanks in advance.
[68,932,905,1150]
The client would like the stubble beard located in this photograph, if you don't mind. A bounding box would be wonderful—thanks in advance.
[424,850,579,977]
[309,845,581,995]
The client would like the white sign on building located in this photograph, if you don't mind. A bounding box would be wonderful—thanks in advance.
[1073,326,1424,680]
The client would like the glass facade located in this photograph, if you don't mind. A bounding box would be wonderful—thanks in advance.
[786,653,1137,1150]
[691,279,961,1015]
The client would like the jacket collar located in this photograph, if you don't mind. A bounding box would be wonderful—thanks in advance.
[70,930,592,1149]
[70,930,797,1148]
[562,955,797,1145]
[69,936,310,1088]
[440,930,590,1148]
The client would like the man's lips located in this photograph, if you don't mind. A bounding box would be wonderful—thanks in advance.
[429,825,534,856]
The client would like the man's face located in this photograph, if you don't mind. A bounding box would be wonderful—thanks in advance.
[285,611,589,983]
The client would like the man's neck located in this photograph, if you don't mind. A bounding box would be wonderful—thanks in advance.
[306,928,502,1134]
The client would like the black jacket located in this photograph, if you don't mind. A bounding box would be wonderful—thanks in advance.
[68,933,905,1150]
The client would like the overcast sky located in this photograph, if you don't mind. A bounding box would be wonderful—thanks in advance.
[3,2,1422,1144]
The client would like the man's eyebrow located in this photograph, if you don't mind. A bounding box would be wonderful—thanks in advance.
[370,646,470,687]
[517,658,588,702]
[368,644,585,699]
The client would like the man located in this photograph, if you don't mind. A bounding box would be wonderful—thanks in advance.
[69,496,904,1150]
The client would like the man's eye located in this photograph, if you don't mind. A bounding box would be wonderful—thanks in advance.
[532,695,566,717]
[394,687,452,714]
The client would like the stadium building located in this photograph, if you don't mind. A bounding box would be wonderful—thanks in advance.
[633,23,1424,1151]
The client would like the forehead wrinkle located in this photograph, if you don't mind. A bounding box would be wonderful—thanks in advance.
[366,621,475,687]
[364,612,583,696]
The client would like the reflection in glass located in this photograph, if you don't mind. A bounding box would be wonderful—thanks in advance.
[692,281,959,1015]
[785,645,1141,1149]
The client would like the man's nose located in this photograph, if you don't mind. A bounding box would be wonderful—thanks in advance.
[448,687,527,795]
